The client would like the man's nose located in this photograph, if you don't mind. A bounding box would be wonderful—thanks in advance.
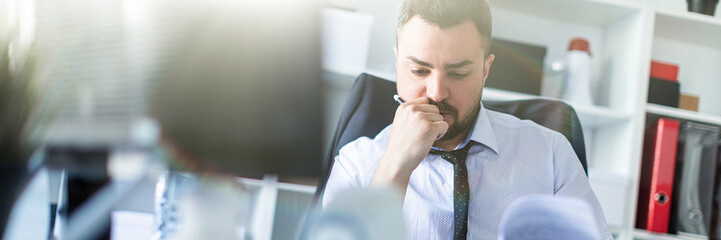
[425,72,449,102]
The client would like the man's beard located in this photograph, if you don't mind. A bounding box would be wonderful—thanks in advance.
[430,95,481,142]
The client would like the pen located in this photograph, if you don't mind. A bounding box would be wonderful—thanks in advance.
[393,94,405,104]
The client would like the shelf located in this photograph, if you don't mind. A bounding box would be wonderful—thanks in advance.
[633,229,679,240]
[277,182,316,194]
[633,229,708,240]
[646,103,721,126]
[323,69,632,129]
[654,10,721,48]
[487,0,642,27]
[322,68,396,88]
[482,87,631,128]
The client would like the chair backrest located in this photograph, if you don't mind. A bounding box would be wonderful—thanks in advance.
[302,73,588,238]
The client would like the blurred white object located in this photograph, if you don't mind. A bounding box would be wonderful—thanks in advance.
[589,169,628,228]
[3,168,50,240]
[307,187,405,240]
[130,117,160,148]
[111,211,155,240]
[498,195,601,240]
[322,8,373,76]
[108,150,150,181]
[170,178,253,240]
[561,37,594,106]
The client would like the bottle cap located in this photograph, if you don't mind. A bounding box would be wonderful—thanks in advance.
[568,37,591,55]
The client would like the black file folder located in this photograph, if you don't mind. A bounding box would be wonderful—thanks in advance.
[711,141,721,239]
[669,122,720,237]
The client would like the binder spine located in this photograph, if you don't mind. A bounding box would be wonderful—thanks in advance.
[637,118,680,233]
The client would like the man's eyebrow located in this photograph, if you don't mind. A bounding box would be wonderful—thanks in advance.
[407,56,472,70]
[445,60,472,69]
[407,56,433,68]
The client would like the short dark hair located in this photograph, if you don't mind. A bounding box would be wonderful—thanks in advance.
[396,0,493,56]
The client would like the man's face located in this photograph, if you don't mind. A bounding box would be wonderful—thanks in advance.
[395,16,494,141]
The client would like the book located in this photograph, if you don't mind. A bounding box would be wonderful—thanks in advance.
[650,60,679,82]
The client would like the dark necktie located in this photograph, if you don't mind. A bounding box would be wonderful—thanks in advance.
[430,143,473,240]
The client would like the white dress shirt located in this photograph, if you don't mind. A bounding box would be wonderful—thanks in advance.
[322,104,613,240]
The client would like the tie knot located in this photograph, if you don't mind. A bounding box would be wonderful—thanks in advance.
[430,143,472,165]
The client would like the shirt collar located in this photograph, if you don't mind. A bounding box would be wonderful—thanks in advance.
[431,103,499,154]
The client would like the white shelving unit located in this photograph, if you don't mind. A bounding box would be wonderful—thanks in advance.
[651,9,721,117]
[316,0,721,239]
[647,103,721,126]
[654,10,721,50]
[483,87,631,129]
[633,229,708,240]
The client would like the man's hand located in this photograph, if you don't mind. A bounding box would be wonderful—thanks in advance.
[371,97,448,198]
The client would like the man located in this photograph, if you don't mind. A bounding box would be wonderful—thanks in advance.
[323,0,613,239]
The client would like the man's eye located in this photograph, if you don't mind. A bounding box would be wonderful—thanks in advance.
[449,72,469,79]
[411,69,430,76]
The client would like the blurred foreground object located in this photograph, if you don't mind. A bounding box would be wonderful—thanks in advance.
[498,195,602,240]
[148,0,324,178]
[25,0,322,176]
[305,187,405,240]
[171,177,253,240]
[4,0,323,238]
[0,0,37,237]
[2,168,50,240]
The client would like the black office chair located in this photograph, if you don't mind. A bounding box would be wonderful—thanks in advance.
[315,72,587,201]
[301,73,588,238]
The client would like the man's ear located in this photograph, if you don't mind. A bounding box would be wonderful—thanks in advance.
[394,45,399,69]
[483,53,495,82]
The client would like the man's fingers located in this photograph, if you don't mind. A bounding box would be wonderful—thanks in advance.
[431,121,449,139]
[408,104,440,114]
[418,112,444,122]
[398,97,440,113]
[395,96,447,140]
[403,97,430,105]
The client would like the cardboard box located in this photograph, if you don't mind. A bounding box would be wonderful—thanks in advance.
[678,93,699,112]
